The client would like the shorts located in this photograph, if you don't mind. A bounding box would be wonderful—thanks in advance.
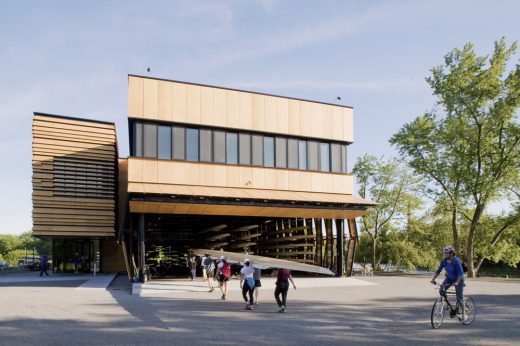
[218,274,229,283]
[254,280,262,287]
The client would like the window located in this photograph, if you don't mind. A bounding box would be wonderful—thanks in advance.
[263,136,274,167]
[199,129,212,162]
[134,123,143,157]
[239,133,251,165]
[320,143,330,172]
[211,130,225,163]
[307,141,318,170]
[288,139,298,169]
[275,137,287,168]
[330,143,342,173]
[341,144,347,173]
[158,125,172,159]
[172,126,185,160]
[226,132,238,164]
[143,124,157,158]
[298,140,307,170]
[186,128,199,161]
[252,135,263,166]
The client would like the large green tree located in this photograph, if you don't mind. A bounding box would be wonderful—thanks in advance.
[353,155,414,271]
[391,38,520,277]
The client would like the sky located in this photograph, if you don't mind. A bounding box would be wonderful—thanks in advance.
[0,0,519,235]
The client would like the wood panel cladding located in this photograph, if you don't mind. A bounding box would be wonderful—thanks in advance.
[128,75,353,142]
[32,114,117,237]
[127,158,354,195]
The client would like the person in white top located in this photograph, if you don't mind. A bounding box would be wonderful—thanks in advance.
[201,255,208,281]
[240,259,255,310]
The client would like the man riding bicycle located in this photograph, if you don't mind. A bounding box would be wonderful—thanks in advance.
[430,246,466,321]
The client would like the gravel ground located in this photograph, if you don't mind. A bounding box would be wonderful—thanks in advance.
[0,274,518,346]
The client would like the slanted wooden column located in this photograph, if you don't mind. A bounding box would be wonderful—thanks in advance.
[315,219,323,267]
[324,219,333,268]
[345,218,359,277]
[138,213,145,283]
[335,219,345,276]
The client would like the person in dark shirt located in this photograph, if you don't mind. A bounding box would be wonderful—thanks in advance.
[274,268,296,313]
[39,255,49,277]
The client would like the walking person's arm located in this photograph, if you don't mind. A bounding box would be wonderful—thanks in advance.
[289,275,296,289]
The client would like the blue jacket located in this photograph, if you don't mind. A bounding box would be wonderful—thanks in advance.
[436,256,464,281]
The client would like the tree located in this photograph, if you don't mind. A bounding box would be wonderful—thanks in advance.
[0,234,21,256]
[391,38,520,277]
[353,155,413,271]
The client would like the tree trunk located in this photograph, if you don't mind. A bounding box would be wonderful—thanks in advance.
[371,237,377,272]
[467,203,485,278]
[451,205,461,254]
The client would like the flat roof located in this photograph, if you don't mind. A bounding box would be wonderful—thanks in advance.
[129,74,354,110]
[33,112,115,126]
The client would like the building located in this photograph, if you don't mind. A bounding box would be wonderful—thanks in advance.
[32,75,375,280]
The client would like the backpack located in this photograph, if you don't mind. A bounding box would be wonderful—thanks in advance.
[221,261,231,277]
[205,258,215,273]
[246,277,256,289]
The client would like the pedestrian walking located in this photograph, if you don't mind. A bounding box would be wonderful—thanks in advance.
[274,268,296,313]
[39,255,49,277]
[201,254,208,281]
[217,256,231,300]
[253,267,262,304]
[204,254,216,292]
[240,259,255,310]
[188,254,197,281]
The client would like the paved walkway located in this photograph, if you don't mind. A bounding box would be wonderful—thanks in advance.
[0,272,117,290]
[138,277,377,295]
[0,274,518,345]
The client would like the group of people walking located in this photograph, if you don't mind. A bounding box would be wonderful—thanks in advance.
[192,253,296,313]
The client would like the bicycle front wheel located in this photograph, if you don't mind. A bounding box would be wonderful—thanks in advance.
[460,297,476,325]
[431,299,445,329]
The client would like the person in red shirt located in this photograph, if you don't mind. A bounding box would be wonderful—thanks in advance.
[274,268,296,313]
[217,256,231,300]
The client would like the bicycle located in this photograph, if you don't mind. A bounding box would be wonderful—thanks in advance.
[431,281,476,329]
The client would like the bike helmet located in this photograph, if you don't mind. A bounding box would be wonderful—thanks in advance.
[443,246,455,254]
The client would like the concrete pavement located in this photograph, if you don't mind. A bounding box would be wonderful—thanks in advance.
[0,274,518,345]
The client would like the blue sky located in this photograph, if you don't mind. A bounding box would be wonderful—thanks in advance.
[1,0,519,235]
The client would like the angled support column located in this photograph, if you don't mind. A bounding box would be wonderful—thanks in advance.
[335,219,345,276]
[345,218,359,277]
[138,213,145,283]
[315,219,323,267]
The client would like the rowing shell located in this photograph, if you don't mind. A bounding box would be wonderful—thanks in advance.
[191,248,334,275]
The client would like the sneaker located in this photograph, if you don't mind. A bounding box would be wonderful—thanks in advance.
[254,301,259,305]
[245,304,250,310]
[278,305,286,313]
[247,305,254,310]
[221,294,226,300]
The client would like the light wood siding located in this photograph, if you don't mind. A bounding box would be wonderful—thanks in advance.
[128,75,353,142]
[32,114,117,237]
[127,158,353,195]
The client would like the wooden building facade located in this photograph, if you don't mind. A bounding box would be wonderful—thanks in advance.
[32,75,374,278]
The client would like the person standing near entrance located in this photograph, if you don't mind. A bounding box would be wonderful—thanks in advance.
[72,252,80,273]
[201,254,208,282]
[188,254,197,281]
[240,259,255,310]
[274,268,296,313]
[39,255,49,277]
[204,255,216,292]
[217,256,231,300]
[253,267,262,305]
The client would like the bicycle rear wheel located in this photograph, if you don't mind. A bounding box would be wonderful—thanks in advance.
[431,299,445,329]
[460,297,476,325]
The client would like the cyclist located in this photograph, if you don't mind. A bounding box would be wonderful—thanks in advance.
[430,246,465,321]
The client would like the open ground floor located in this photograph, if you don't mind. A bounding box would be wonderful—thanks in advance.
[0,274,518,345]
